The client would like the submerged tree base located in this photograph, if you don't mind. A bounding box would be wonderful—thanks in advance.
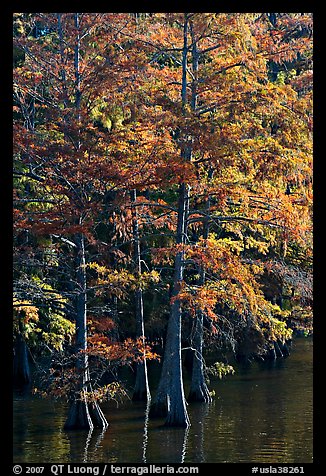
[13,335,31,387]
[132,362,151,403]
[132,389,150,402]
[13,369,31,388]
[64,398,108,431]
[164,417,190,428]
[188,383,212,403]
[148,399,168,418]
[165,406,191,428]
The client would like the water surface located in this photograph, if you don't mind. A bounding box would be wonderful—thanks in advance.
[13,337,313,463]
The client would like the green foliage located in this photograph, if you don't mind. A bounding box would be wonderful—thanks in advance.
[90,99,125,131]
[14,277,75,352]
[266,316,293,343]
[87,262,160,295]
[40,314,75,351]
[206,362,235,379]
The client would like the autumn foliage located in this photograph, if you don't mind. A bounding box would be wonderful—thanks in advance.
[13,13,312,427]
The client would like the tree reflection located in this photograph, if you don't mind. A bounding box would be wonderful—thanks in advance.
[180,426,190,463]
[83,430,93,462]
[143,422,190,463]
[142,403,150,463]
[66,428,107,463]
[187,402,211,462]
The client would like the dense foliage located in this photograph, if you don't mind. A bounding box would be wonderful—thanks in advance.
[13,13,312,428]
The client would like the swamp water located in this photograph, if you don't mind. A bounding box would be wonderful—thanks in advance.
[13,337,313,463]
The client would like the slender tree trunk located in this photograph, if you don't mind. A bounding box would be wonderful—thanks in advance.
[163,14,192,429]
[132,292,150,401]
[188,309,211,402]
[165,176,191,425]
[188,170,213,403]
[110,209,120,341]
[65,15,108,430]
[65,232,92,430]
[187,19,211,402]
[130,189,151,402]
[64,232,108,430]
[57,13,69,109]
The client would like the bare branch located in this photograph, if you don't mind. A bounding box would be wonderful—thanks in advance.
[13,170,45,183]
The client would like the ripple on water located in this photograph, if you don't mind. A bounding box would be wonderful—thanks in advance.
[13,338,313,463]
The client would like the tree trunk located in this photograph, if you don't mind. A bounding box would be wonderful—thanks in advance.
[150,14,191,428]
[150,250,190,427]
[162,14,191,429]
[188,310,211,403]
[148,331,172,417]
[188,169,213,403]
[164,293,190,427]
[149,183,190,427]
[130,189,151,402]
[64,16,108,431]
[64,232,108,430]
[13,326,30,387]
[280,340,291,357]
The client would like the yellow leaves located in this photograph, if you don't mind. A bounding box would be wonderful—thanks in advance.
[219,237,244,255]
[250,262,264,276]
[263,316,293,343]
[87,261,108,275]
[187,234,245,270]
[84,382,129,404]
[42,314,75,350]
[207,362,235,379]
[143,270,160,285]
[87,262,160,295]
[245,236,269,255]
[13,298,39,323]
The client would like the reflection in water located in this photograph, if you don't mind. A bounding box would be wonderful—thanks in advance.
[180,426,189,463]
[145,425,190,463]
[141,402,190,463]
[66,429,107,463]
[187,403,210,462]
[83,430,93,462]
[13,338,313,463]
[142,403,150,463]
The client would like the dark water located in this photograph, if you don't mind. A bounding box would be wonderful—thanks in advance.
[13,338,313,464]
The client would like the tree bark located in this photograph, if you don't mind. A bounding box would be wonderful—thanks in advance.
[130,189,151,402]
[13,322,31,387]
[65,15,108,431]
[188,169,213,403]
[64,232,108,430]
[162,13,191,429]
[188,310,211,403]
[149,183,190,427]
[164,293,190,427]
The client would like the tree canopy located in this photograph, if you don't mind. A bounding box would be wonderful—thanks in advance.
[13,12,313,429]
